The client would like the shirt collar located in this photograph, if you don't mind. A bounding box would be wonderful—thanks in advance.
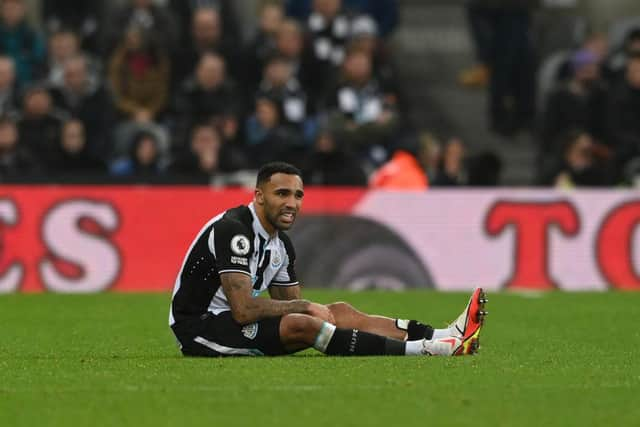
[248,202,272,240]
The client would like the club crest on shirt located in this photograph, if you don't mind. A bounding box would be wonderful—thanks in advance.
[271,252,282,269]
[241,323,259,340]
[230,235,250,256]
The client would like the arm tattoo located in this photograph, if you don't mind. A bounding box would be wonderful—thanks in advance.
[221,273,309,324]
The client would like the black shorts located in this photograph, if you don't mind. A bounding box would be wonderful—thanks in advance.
[170,311,290,357]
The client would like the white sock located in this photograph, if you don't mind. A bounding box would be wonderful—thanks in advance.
[312,322,336,353]
[404,339,426,355]
[431,328,453,339]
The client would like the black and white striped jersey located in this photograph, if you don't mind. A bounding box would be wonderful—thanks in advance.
[169,203,298,326]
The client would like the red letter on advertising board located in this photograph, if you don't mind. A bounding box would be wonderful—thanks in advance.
[0,199,23,292]
[486,201,579,289]
[40,200,120,292]
[596,202,640,290]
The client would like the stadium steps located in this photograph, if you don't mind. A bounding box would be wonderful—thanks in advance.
[392,0,537,185]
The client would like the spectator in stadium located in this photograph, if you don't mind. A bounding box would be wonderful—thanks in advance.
[583,33,609,65]
[285,0,399,38]
[196,119,249,173]
[0,115,40,179]
[208,112,247,170]
[243,1,284,96]
[171,7,240,92]
[50,55,115,157]
[110,130,166,180]
[324,47,397,165]
[306,0,350,69]
[0,0,46,85]
[216,120,249,173]
[344,0,399,37]
[168,0,240,48]
[539,49,608,161]
[169,161,487,358]
[551,34,610,85]
[0,56,19,116]
[49,119,106,180]
[458,0,491,88]
[101,0,178,55]
[605,29,640,85]
[111,119,170,165]
[173,52,240,145]
[245,95,303,167]
[45,29,82,87]
[431,138,467,186]
[348,14,400,108]
[417,132,442,184]
[170,123,223,184]
[274,19,323,103]
[256,54,313,139]
[108,25,170,122]
[538,129,610,187]
[606,54,640,175]
[42,0,105,53]
[17,85,68,167]
[301,127,366,186]
[470,0,538,136]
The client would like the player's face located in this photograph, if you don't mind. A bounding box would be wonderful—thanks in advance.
[258,173,304,232]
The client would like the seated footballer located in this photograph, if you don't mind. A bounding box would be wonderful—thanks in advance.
[169,162,488,357]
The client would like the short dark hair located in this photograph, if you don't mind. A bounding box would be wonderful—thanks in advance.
[256,162,302,186]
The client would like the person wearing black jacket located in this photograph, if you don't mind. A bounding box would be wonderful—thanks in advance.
[41,0,105,53]
[171,6,240,92]
[173,53,241,146]
[302,128,367,186]
[468,0,540,136]
[17,85,68,168]
[606,55,640,176]
[50,55,115,157]
[540,49,608,162]
[49,119,106,181]
[0,115,40,180]
[538,129,610,187]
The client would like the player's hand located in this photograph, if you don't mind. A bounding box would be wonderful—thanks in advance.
[306,302,335,324]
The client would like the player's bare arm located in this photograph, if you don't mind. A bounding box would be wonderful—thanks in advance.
[268,284,335,322]
[268,284,302,300]
[221,272,312,324]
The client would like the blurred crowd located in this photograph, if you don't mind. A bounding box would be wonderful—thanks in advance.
[459,0,640,188]
[1,0,640,188]
[535,28,640,188]
[0,0,411,186]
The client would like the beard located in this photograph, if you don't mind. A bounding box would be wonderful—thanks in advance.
[265,205,297,231]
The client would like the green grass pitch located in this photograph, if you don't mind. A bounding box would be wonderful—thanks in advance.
[1,290,639,427]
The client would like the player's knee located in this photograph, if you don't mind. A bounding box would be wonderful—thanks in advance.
[327,301,355,317]
[280,314,321,342]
